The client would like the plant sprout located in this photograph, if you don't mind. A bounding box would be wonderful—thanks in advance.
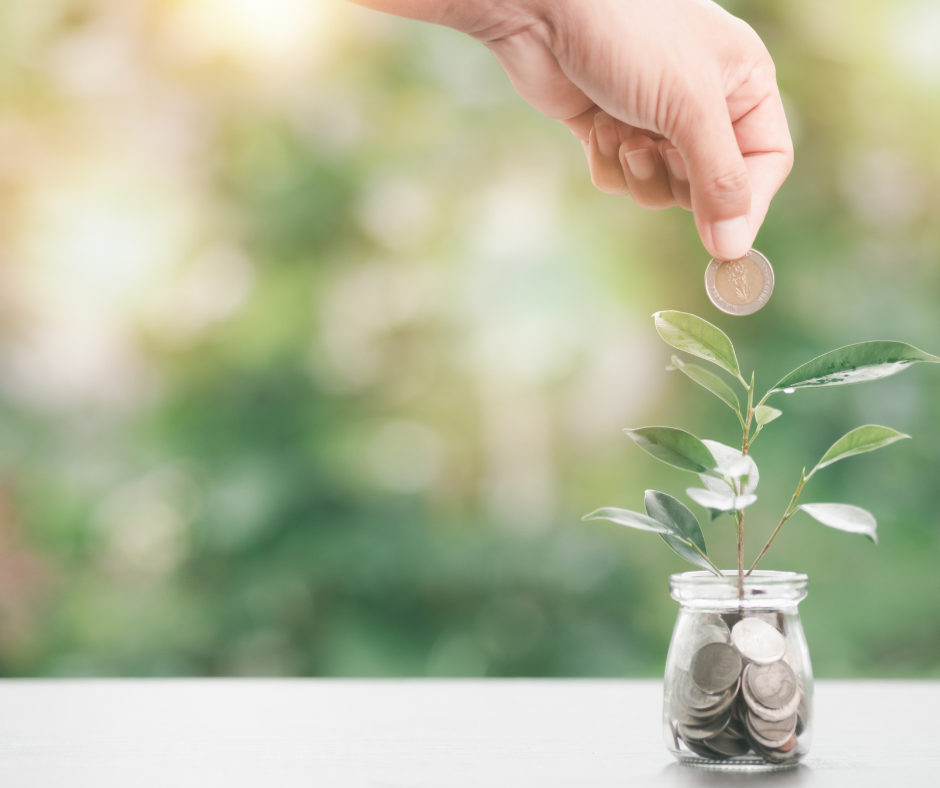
[584,311,940,584]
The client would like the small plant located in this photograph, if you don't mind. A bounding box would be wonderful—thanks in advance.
[584,311,940,582]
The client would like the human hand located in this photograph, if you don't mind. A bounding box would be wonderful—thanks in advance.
[479,0,793,261]
[353,0,793,261]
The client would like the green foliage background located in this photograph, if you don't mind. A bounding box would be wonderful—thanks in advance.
[0,0,938,677]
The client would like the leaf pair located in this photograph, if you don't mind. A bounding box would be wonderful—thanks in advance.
[691,439,759,518]
[655,310,940,403]
[792,424,907,544]
[583,491,717,574]
[622,428,759,517]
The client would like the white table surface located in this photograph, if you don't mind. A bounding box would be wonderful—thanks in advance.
[0,679,935,787]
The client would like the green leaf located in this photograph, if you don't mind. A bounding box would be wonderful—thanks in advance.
[667,356,741,415]
[809,425,910,477]
[700,440,759,495]
[582,507,673,534]
[624,427,721,478]
[653,311,740,377]
[686,487,757,512]
[771,341,940,393]
[754,405,782,426]
[799,503,878,543]
[644,490,712,572]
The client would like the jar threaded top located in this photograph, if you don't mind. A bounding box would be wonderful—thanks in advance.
[669,570,808,608]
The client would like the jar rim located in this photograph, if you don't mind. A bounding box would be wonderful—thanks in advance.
[669,570,808,605]
[670,570,808,586]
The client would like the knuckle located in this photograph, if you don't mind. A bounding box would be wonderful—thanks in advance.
[702,167,750,204]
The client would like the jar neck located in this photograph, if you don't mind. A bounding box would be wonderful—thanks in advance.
[669,570,808,610]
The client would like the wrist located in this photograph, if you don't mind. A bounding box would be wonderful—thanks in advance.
[348,0,557,42]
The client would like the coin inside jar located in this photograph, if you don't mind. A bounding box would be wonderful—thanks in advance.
[690,642,742,694]
[731,617,787,665]
[705,249,774,316]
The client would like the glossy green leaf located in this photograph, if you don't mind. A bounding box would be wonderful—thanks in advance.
[653,311,740,377]
[581,507,673,534]
[799,503,878,543]
[810,425,910,476]
[686,487,757,512]
[700,440,759,496]
[624,427,721,478]
[667,356,741,415]
[754,405,782,426]
[771,342,940,393]
[644,490,712,572]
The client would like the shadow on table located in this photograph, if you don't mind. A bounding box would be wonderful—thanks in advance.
[661,763,810,786]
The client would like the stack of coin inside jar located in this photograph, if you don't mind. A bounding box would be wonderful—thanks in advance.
[669,613,807,763]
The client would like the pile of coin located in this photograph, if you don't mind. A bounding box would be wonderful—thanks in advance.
[669,614,807,763]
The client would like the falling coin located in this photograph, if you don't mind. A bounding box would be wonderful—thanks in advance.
[705,249,774,315]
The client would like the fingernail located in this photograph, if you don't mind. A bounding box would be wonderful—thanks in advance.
[664,148,688,181]
[594,111,618,157]
[711,216,751,260]
[624,148,655,180]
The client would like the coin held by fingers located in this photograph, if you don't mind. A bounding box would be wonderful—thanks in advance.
[705,249,774,316]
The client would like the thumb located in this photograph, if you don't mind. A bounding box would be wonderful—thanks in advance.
[674,96,753,261]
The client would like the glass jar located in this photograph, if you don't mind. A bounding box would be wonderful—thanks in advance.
[663,571,813,768]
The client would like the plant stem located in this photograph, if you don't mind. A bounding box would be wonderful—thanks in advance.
[736,371,755,600]
[742,372,755,456]
[747,469,807,575]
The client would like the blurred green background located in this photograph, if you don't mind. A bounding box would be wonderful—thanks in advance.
[0,0,938,678]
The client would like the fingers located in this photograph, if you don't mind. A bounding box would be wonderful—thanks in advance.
[581,113,694,213]
[563,105,601,141]
[662,141,692,211]
[588,112,630,195]
[619,135,676,210]
[673,90,755,260]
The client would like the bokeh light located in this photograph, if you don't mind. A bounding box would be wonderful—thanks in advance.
[0,0,938,678]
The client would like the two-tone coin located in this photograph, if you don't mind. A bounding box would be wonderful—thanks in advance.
[705,248,774,316]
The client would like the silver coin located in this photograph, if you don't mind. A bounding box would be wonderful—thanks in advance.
[678,708,732,741]
[672,677,739,728]
[673,672,722,712]
[679,733,724,760]
[746,710,797,749]
[731,617,787,665]
[676,686,738,725]
[691,642,742,694]
[749,736,797,764]
[705,248,774,316]
[675,621,731,670]
[742,666,802,722]
[746,661,797,709]
[706,730,752,758]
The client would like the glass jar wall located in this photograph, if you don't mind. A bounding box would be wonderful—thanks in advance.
[663,571,812,767]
